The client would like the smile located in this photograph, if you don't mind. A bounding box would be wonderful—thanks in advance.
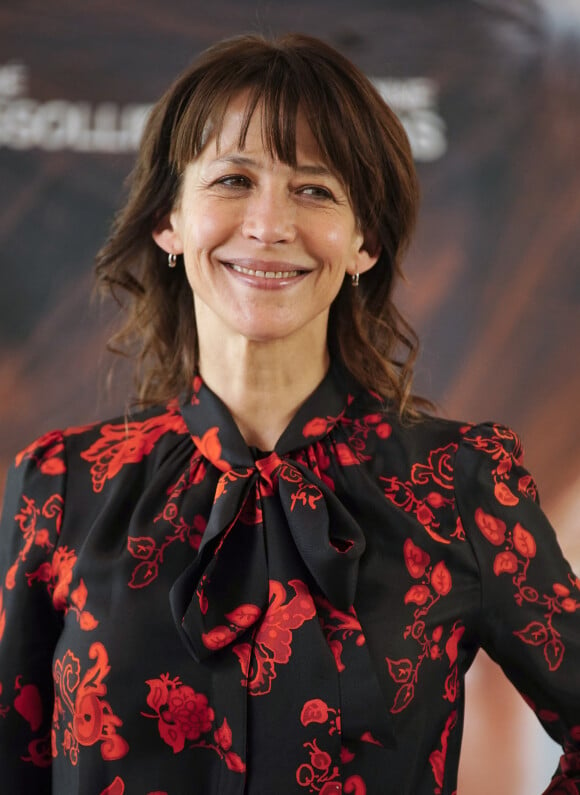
[228,263,304,279]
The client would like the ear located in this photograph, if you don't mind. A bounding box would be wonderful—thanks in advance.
[152,211,184,255]
[349,229,381,277]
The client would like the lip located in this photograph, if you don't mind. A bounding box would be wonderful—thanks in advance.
[221,258,311,288]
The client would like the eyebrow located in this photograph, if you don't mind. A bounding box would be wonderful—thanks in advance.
[213,155,335,178]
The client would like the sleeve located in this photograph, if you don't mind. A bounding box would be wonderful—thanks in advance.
[455,422,580,795]
[0,430,67,793]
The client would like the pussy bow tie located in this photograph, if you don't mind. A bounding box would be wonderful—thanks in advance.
[170,367,396,754]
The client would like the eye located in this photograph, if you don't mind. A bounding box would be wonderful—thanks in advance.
[214,174,251,188]
[298,185,334,200]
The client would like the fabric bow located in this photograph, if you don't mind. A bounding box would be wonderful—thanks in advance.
[170,367,396,758]
[170,450,366,660]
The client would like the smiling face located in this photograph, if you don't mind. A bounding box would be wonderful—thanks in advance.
[153,92,379,357]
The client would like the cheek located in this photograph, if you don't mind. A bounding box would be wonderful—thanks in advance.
[181,206,231,254]
[323,229,342,247]
[313,221,357,262]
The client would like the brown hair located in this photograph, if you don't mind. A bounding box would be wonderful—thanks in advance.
[95,32,427,413]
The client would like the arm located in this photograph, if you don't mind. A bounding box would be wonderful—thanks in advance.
[0,431,67,792]
[455,423,580,794]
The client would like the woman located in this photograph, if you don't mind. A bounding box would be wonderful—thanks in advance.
[0,33,578,795]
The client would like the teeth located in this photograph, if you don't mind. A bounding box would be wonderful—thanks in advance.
[229,263,301,279]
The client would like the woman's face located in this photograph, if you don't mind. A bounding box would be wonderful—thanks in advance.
[154,92,378,350]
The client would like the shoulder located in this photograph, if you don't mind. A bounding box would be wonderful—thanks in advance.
[361,405,470,463]
[458,421,524,461]
[374,407,524,464]
[347,386,526,459]
[389,415,532,493]
[453,421,539,509]
[353,399,533,498]
[10,400,191,490]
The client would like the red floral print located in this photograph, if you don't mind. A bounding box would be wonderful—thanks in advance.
[343,412,392,459]
[52,642,128,765]
[4,492,62,590]
[26,548,98,630]
[382,440,464,546]
[518,473,538,501]
[80,408,188,493]
[233,579,316,695]
[493,550,518,575]
[276,459,302,484]
[127,451,207,589]
[297,698,368,794]
[22,733,52,767]
[126,456,207,589]
[462,423,533,508]
[99,778,125,795]
[200,624,238,652]
[428,710,457,794]
[290,481,324,511]
[386,540,463,712]
[214,466,254,502]
[494,482,519,506]
[2,382,579,791]
[302,407,349,440]
[142,673,245,772]
[293,442,336,491]
[381,477,450,545]
[100,777,168,795]
[333,443,361,467]
[300,699,340,735]
[251,456,328,512]
[301,699,330,726]
[227,603,263,628]
[4,487,96,630]
[513,522,537,557]
[474,506,579,671]
[15,430,67,476]
[303,416,335,437]
[314,595,365,672]
[402,542,452,611]
[13,677,43,731]
[343,777,367,794]
[188,374,203,406]
[404,538,431,578]
[15,424,95,476]
[166,685,213,740]
[254,451,283,491]
[201,603,262,651]
[431,561,452,596]
[411,443,457,490]
[474,508,506,546]
[303,410,389,470]
[296,737,341,793]
[191,426,230,471]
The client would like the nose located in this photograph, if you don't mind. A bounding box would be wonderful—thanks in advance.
[241,186,296,244]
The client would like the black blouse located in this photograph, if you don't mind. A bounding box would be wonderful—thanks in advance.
[0,365,579,795]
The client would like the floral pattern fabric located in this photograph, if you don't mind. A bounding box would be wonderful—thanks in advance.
[0,363,579,794]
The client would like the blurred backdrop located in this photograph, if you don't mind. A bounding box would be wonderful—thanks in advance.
[1,1,579,792]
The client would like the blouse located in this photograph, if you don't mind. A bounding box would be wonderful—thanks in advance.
[0,364,579,795]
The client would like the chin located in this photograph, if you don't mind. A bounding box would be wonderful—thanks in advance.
[228,316,305,344]
[237,328,297,344]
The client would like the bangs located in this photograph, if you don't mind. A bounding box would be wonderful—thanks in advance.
[166,45,368,214]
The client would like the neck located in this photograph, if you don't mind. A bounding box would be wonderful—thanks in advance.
[197,329,330,452]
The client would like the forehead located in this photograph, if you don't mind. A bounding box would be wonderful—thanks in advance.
[204,90,326,164]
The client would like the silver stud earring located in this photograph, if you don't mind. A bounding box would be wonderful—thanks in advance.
[168,253,177,268]
[351,271,360,287]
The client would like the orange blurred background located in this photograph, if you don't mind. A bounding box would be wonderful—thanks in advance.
[0,2,578,792]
